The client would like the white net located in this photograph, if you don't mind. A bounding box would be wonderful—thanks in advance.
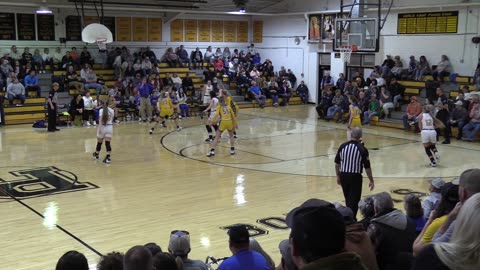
[96,38,107,50]
[339,46,353,63]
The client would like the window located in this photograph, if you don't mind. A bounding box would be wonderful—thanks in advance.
[362,54,375,66]
[319,53,331,65]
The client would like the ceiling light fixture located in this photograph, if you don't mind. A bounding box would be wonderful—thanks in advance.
[36,0,52,14]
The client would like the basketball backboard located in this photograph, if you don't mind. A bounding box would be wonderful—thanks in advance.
[334,18,379,52]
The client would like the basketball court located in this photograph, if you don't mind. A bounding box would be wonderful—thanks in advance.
[1,105,478,269]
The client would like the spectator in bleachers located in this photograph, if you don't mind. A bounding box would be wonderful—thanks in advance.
[252,53,261,66]
[432,55,451,83]
[84,68,104,95]
[218,225,270,270]
[363,94,381,125]
[213,57,224,75]
[462,100,480,141]
[277,239,298,270]
[447,100,468,140]
[1,59,13,80]
[21,47,32,65]
[456,91,470,109]
[204,46,214,65]
[80,63,90,82]
[250,81,266,108]
[61,50,73,70]
[287,69,297,88]
[287,199,367,270]
[380,55,395,76]
[435,87,451,144]
[124,245,153,270]
[142,57,153,76]
[402,96,422,131]
[389,78,405,110]
[278,80,291,106]
[6,71,16,86]
[145,46,157,64]
[55,251,89,270]
[357,91,368,115]
[69,47,81,68]
[404,194,427,236]
[24,70,40,97]
[367,192,416,270]
[379,86,393,118]
[10,45,20,62]
[137,77,153,122]
[13,60,21,77]
[336,73,346,91]
[69,94,84,125]
[177,45,191,68]
[6,78,25,106]
[80,46,94,67]
[133,59,144,77]
[164,48,180,68]
[408,56,419,79]
[83,91,95,126]
[279,66,287,78]
[171,73,182,91]
[422,178,445,219]
[182,73,193,95]
[412,192,480,270]
[413,182,459,256]
[296,81,309,104]
[325,89,345,120]
[227,59,238,81]
[214,47,222,60]
[42,48,54,73]
[191,47,204,70]
[168,230,208,270]
[66,65,85,93]
[320,71,334,90]
[467,94,479,113]
[221,47,231,61]
[390,55,403,78]
[123,61,135,80]
[32,49,44,73]
[413,55,432,81]
[97,252,124,270]
[334,203,379,270]
[53,47,63,69]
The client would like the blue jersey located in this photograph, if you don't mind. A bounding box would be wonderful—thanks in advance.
[218,250,270,270]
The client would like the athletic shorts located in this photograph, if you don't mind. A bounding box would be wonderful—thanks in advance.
[97,125,113,139]
[208,110,217,121]
[160,110,174,118]
[421,129,437,144]
[219,121,233,132]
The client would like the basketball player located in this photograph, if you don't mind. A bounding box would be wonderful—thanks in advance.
[203,90,219,142]
[92,100,114,164]
[206,96,238,157]
[149,88,182,134]
[220,88,239,139]
[418,104,442,167]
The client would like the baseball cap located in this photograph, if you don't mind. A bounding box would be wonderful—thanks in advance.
[454,100,463,106]
[334,203,355,225]
[228,225,250,245]
[286,199,333,227]
[429,178,445,189]
[278,240,297,270]
[168,230,190,256]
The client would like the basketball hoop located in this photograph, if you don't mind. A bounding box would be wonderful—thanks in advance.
[96,38,108,51]
[339,45,358,63]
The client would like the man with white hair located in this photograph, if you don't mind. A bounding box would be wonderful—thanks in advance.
[335,127,375,217]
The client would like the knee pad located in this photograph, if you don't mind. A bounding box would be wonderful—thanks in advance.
[105,141,112,152]
[206,125,212,132]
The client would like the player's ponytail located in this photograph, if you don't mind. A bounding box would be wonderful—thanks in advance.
[101,99,109,125]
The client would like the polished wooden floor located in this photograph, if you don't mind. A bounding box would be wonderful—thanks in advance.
[1,105,479,270]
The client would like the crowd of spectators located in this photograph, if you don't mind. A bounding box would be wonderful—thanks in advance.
[51,168,480,270]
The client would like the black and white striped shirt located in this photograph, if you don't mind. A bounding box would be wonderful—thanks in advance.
[335,141,371,174]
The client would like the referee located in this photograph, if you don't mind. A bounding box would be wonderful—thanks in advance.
[335,127,374,217]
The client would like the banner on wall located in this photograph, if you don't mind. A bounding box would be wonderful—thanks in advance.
[185,19,198,42]
[223,21,236,42]
[17,13,36,41]
[397,11,459,34]
[148,18,162,41]
[84,16,99,26]
[170,19,184,42]
[37,14,55,41]
[253,21,262,43]
[133,17,147,41]
[66,16,81,41]
[198,20,211,42]
[236,21,248,43]
[212,20,223,42]
[308,13,347,43]
[0,13,15,40]
[116,17,131,41]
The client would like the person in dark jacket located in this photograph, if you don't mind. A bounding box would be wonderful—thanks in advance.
[367,192,416,270]
[296,81,309,104]
[316,88,334,119]
[388,78,405,110]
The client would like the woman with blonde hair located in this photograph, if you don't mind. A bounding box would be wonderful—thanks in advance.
[412,193,480,270]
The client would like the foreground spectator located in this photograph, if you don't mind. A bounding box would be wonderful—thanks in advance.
[422,178,445,219]
[153,252,179,270]
[249,238,275,270]
[144,243,162,257]
[367,192,416,270]
[218,225,270,270]
[249,81,266,108]
[404,194,426,236]
[55,251,89,270]
[168,230,208,270]
[6,77,25,106]
[462,100,480,141]
[412,193,480,270]
[287,199,367,269]
[124,245,152,270]
[97,252,124,270]
[277,240,298,270]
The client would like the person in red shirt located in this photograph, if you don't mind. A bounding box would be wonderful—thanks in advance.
[402,96,422,131]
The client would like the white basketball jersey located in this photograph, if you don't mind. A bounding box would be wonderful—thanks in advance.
[422,113,434,130]
[211,97,219,112]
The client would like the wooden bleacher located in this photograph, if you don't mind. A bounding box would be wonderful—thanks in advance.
[2,97,46,125]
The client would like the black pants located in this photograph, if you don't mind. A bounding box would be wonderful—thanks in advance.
[47,104,57,131]
[83,109,95,121]
[340,172,363,218]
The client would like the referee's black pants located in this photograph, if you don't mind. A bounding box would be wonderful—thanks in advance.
[340,172,363,218]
